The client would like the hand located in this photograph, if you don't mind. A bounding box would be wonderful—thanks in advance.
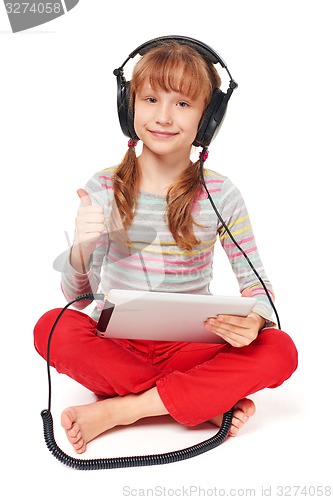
[70,189,105,273]
[204,289,265,348]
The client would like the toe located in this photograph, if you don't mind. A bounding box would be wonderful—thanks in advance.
[69,430,82,445]
[67,423,80,439]
[234,398,256,417]
[74,439,86,454]
[61,408,75,430]
[228,398,256,437]
[228,424,240,437]
[232,409,249,424]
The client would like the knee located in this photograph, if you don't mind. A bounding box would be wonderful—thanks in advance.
[258,328,298,384]
[33,308,63,359]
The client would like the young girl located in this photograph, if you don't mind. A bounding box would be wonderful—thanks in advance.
[34,38,298,454]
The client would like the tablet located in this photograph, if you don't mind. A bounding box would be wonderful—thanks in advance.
[95,289,257,343]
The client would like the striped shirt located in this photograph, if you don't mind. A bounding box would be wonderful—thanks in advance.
[61,166,275,325]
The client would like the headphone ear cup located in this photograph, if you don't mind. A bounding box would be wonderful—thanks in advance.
[116,78,138,140]
[193,88,228,148]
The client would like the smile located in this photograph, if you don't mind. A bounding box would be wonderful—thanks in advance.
[149,130,178,139]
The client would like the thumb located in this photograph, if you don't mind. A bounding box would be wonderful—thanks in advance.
[77,188,92,207]
[241,288,253,297]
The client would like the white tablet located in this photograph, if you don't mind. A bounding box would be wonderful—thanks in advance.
[95,289,257,343]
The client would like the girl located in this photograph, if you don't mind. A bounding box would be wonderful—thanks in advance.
[34,38,298,454]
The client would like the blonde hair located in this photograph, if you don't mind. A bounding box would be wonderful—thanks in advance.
[112,41,221,251]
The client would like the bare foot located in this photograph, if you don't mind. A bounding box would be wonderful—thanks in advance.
[61,397,132,454]
[61,388,168,454]
[210,398,256,437]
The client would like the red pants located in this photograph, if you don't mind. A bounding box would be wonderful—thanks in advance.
[33,308,298,426]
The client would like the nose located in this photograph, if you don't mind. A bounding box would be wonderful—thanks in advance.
[155,102,173,125]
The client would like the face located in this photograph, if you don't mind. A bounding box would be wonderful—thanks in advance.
[133,81,206,158]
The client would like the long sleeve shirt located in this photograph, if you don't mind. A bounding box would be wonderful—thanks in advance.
[61,166,276,326]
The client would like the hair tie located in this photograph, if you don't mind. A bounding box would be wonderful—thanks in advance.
[199,149,209,162]
[128,139,138,148]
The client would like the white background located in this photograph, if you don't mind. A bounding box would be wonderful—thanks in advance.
[1,1,332,498]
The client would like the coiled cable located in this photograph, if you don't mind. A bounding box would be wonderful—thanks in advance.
[41,293,233,469]
[41,407,232,470]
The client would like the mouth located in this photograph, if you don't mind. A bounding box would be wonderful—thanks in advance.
[149,130,178,139]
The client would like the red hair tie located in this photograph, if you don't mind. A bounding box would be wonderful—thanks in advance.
[128,139,138,148]
[199,149,209,162]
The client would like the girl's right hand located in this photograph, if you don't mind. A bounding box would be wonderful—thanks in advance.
[70,188,105,273]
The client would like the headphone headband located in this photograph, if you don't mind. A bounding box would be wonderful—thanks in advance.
[115,35,237,87]
[113,35,238,147]
[132,36,224,63]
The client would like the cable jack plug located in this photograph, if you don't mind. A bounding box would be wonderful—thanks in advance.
[75,293,106,302]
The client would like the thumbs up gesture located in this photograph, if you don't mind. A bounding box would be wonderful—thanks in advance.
[70,189,105,273]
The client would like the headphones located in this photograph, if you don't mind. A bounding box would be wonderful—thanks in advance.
[113,35,238,148]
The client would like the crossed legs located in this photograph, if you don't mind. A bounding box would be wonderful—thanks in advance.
[34,308,297,454]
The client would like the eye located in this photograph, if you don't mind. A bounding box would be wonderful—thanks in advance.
[178,101,189,108]
[146,97,157,104]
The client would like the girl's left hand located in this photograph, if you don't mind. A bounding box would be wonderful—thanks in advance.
[204,312,265,348]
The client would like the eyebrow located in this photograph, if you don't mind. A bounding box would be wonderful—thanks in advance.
[137,85,197,100]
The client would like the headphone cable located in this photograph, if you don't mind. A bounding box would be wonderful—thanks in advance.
[199,148,281,330]
[41,293,233,470]
[40,150,279,468]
